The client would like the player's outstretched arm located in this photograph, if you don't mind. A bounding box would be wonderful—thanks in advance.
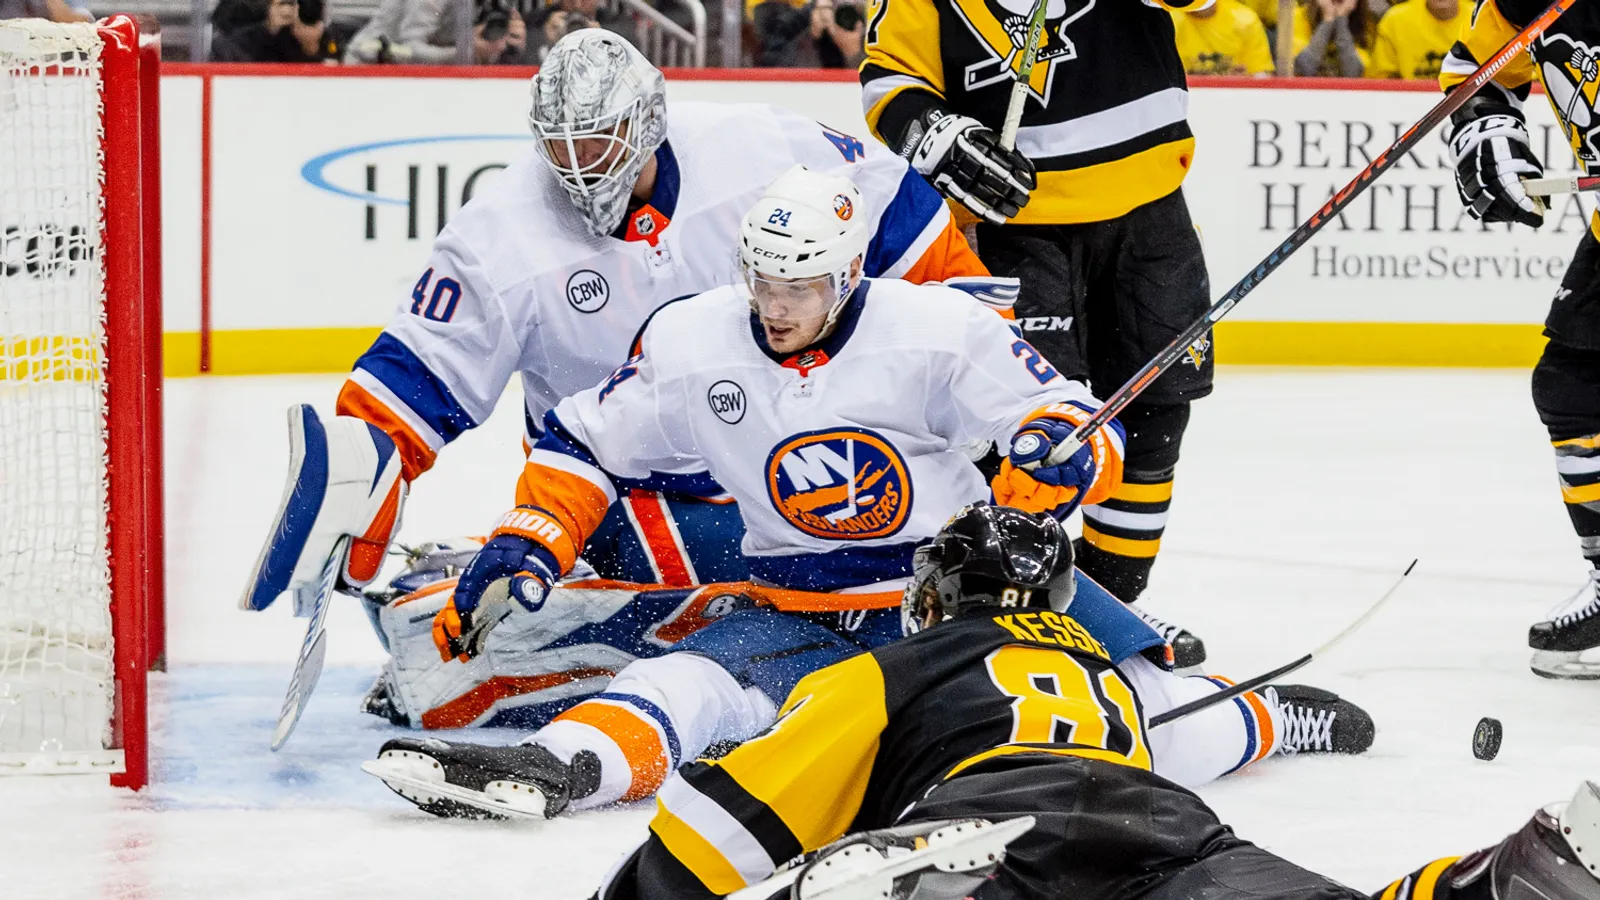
[240,405,407,612]
[936,301,1125,518]
[435,340,697,660]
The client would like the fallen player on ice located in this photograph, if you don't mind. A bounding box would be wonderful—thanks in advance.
[351,165,1375,821]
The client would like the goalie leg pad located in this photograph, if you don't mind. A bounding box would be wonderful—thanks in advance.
[241,405,407,611]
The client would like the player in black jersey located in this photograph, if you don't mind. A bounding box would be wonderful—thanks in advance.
[1441,0,1600,678]
[588,505,1586,900]
[859,0,1215,659]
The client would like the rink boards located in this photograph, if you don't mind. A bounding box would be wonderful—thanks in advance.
[146,69,1589,375]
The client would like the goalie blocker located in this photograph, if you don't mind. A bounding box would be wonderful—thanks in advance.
[241,405,406,614]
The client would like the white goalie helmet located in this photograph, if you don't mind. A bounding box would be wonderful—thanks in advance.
[739,164,871,332]
[528,30,668,237]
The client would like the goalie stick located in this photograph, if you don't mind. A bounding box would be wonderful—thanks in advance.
[1027,0,1580,471]
[272,535,354,751]
[1147,560,1417,729]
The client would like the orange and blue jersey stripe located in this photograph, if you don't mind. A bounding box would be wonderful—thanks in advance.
[1202,675,1277,773]
[339,332,479,481]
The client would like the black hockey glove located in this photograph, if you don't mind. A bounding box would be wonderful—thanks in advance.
[902,108,1036,226]
[1446,93,1544,228]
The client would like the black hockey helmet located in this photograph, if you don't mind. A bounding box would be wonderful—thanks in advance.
[902,503,1076,634]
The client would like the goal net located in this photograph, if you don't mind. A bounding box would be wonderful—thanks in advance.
[0,16,156,789]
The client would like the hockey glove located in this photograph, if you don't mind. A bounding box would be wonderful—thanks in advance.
[992,402,1125,519]
[433,507,564,662]
[1447,92,1544,228]
[241,405,407,613]
[904,109,1036,226]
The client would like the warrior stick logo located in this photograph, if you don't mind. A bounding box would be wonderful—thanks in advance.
[950,0,1094,103]
[766,428,913,540]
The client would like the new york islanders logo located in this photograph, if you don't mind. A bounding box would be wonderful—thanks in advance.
[766,428,912,540]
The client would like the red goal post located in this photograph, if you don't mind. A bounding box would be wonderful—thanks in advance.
[0,15,163,790]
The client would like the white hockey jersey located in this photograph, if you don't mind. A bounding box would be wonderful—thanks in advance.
[515,278,1125,593]
[335,101,991,481]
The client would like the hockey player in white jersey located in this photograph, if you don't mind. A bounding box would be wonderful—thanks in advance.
[361,167,1375,821]
[239,29,997,626]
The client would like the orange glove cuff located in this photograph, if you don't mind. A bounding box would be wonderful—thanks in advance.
[992,459,1083,514]
[491,506,580,574]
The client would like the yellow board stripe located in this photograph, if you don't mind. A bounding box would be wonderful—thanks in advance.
[1112,480,1173,504]
[649,798,749,895]
[1378,877,1404,900]
[1214,322,1546,368]
[1082,524,1162,559]
[1412,857,1462,900]
[945,744,1148,780]
[145,322,1549,378]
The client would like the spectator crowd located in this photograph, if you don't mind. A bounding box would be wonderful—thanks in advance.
[1171,0,1473,78]
[0,0,1469,78]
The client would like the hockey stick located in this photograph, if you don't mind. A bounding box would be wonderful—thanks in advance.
[1147,559,1416,729]
[1000,0,1050,150]
[1027,0,1579,470]
[271,535,354,751]
[1523,174,1600,196]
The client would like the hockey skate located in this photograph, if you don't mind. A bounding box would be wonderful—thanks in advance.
[1129,603,1208,669]
[1266,684,1375,755]
[1529,570,1600,680]
[362,737,600,820]
[1445,781,1600,900]
[727,816,1036,900]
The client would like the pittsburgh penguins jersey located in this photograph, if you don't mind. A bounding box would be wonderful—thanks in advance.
[1442,0,1600,236]
[596,609,1151,899]
[861,0,1210,225]
[334,101,990,481]
[515,278,1123,593]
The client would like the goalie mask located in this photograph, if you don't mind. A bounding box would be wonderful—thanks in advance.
[529,30,668,237]
[902,503,1077,635]
[739,165,871,339]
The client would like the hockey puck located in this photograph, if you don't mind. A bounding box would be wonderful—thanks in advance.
[1473,717,1503,760]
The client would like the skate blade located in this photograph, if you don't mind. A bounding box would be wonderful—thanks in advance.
[1530,650,1600,680]
[361,754,550,821]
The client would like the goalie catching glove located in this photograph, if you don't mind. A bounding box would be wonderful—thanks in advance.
[241,405,407,613]
[991,402,1125,519]
[1446,91,1544,228]
[901,108,1036,226]
[432,506,569,662]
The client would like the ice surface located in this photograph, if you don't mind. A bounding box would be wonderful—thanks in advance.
[3,367,1597,899]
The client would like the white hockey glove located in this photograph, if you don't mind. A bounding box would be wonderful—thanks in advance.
[241,405,408,613]
[1446,92,1544,228]
[903,109,1036,226]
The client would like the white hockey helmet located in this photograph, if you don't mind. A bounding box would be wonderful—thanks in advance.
[528,30,668,237]
[739,165,871,330]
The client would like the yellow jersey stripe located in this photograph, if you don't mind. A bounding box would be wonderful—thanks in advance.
[1112,480,1175,504]
[1412,857,1463,900]
[1083,523,1163,558]
[945,744,1153,779]
[650,796,752,895]
[1011,140,1195,225]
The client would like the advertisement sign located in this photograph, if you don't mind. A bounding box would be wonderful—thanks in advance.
[152,71,1582,371]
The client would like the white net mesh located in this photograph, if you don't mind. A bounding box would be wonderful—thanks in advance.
[0,20,117,770]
